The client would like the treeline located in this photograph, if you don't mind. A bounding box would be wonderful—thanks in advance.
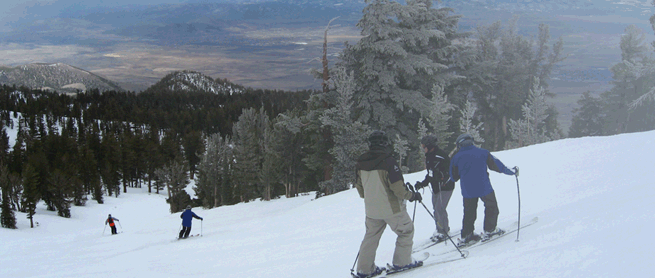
[0,84,312,228]
[568,24,655,137]
[3,0,655,229]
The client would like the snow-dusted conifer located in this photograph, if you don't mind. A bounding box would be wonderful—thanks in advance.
[319,67,369,194]
[507,77,551,148]
[340,0,465,171]
[459,100,485,144]
[195,133,232,208]
[393,134,409,174]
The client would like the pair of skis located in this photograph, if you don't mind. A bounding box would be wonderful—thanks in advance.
[429,217,539,257]
[350,250,469,278]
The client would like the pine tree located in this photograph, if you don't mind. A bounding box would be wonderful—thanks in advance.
[21,163,40,228]
[231,108,268,202]
[506,77,552,148]
[340,0,466,171]
[1,166,17,229]
[459,100,485,144]
[465,19,564,150]
[195,133,233,208]
[569,92,604,138]
[319,67,370,195]
[273,111,310,198]
[157,160,190,213]
[602,25,655,134]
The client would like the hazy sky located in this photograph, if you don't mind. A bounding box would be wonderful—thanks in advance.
[0,0,190,31]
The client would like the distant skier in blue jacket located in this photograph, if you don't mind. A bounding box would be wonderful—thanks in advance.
[449,134,518,246]
[179,205,203,239]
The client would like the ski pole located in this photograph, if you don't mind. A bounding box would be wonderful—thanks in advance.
[118,220,122,231]
[514,166,521,242]
[406,182,417,222]
[350,252,359,274]
[201,219,203,237]
[103,224,106,235]
[409,182,466,258]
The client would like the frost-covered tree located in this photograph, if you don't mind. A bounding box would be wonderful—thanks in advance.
[602,25,655,134]
[339,0,466,171]
[393,134,410,174]
[319,67,370,195]
[459,100,485,144]
[195,133,233,208]
[506,77,551,148]
[156,160,189,213]
[426,85,455,149]
[465,19,564,150]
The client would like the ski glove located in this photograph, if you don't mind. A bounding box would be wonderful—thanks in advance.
[415,180,428,190]
[409,192,422,202]
[513,166,519,177]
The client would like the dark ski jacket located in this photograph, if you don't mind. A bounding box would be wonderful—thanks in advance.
[421,147,455,192]
[181,209,202,227]
[450,145,515,198]
[354,147,411,219]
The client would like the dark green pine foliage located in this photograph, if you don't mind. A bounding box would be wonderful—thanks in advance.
[463,20,564,150]
[21,163,40,228]
[183,130,204,180]
[1,166,17,229]
[569,92,604,138]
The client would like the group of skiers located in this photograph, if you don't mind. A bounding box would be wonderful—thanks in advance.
[353,130,518,278]
[104,205,203,239]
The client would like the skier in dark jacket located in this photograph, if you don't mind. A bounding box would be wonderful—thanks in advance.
[449,133,517,246]
[105,214,120,235]
[415,134,455,243]
[179,205,203,239]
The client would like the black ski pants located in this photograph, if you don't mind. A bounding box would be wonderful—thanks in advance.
[110,225,117,234]
[461,191,499,238]
[179,226,192,238]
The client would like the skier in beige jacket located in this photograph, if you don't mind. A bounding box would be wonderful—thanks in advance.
[353,130,422,278]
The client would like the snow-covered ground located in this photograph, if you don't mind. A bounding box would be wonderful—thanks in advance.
[1,130,654,278]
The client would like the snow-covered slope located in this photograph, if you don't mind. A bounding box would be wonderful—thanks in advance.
[1,130,654,278]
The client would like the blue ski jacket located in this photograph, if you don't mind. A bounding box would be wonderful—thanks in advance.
[449,145,515,198]
[181,209,202,227]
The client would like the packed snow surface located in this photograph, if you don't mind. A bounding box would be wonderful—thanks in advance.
[1,130,654,278]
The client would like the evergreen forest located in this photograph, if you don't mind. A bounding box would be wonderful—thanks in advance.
[2,0,655,229]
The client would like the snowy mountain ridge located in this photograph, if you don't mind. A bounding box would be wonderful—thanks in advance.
[152,70,246,95]
[0,63,124,93]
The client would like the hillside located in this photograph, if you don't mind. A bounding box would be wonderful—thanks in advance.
[1,129,654,277]
[0,63,124,93]
[145,70,246,95]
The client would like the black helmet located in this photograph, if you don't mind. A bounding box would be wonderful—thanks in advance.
[186,205,192,210]
[456,133,474,148]
[108,214,111,217]
[368,130,389,148]
[421,134,438,149]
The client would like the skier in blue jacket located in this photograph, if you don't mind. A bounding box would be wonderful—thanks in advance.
[449,134,517,246]
[179,205,203,239]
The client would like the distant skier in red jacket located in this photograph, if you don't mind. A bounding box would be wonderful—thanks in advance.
[105,214,120,235]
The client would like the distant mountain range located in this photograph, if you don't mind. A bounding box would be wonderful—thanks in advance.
[0,63,124,93]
